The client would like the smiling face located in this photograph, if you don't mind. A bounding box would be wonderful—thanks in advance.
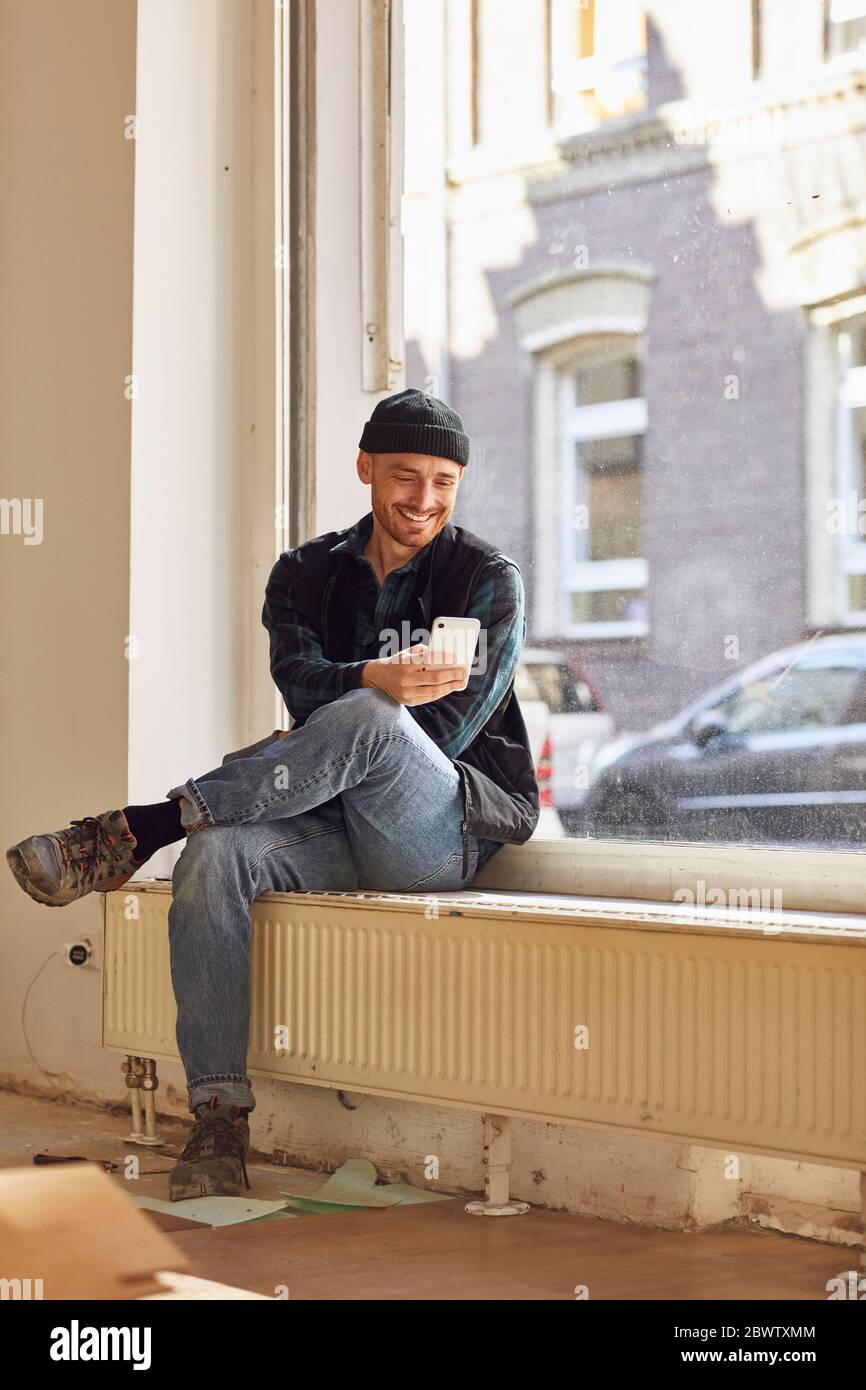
[357,451,463,551]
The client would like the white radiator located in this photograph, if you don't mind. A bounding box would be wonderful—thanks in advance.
[102,882,866,1170]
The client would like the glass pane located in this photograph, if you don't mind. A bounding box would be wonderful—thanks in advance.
[571,590,648,625]
[856,407,866,494]
[847,573,866,611]
[550,0,646,129]
[829,14,866,57]
[567,0,594,61]
[402,1,866,852]
[514,664,542,702]
[577,437,643,561]
[573,357,639,407]
[523,662,569,712]
[851,320,866,369]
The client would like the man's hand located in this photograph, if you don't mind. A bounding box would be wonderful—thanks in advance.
[361,644,470,707]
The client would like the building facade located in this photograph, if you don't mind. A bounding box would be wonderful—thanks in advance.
[404,0,866,730]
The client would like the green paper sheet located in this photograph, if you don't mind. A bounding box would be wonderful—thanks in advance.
[279,1157,455,1212]
[133,1193,295,1226]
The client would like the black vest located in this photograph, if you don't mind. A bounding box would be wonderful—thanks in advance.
[277,516,540,844]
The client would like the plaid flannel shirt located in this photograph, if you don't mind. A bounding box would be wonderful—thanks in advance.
[262,512,526,761]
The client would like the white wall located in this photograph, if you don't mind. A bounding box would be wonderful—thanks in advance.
[0,0,137,1109]
[128,0,252,879]
[0,0,274,1112]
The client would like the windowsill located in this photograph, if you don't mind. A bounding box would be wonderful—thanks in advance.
[129,831,866,922]
[560,619,649,640]
[123,871,866,943]
[532,624,649,645]
[529,635,650,662]
[472,834,866,918]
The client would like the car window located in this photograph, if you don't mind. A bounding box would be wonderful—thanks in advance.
[529,664,571,712]
[568,677,601,714]
[515,665,542,703]
[519,663,600,714]
[713,663,864,735]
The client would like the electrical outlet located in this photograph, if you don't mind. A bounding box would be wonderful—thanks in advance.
[61,936,98,969]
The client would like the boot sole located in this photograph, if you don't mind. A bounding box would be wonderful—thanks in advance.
[5,849,64,907]
[169,1159,247,1201]
[5,847,135,908]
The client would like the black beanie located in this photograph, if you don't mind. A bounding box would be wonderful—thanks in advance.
[358,388,469,467]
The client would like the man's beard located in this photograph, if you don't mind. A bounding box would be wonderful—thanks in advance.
[371,493,448,549]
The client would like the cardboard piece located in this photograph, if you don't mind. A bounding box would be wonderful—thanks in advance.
[139,1270,271,1299]
[0,1164,186,1300]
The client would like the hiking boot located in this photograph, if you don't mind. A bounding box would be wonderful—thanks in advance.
[169,1102,252,1202]
[5,808,140,907]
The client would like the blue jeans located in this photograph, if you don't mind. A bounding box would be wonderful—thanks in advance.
[165,687,501,1113]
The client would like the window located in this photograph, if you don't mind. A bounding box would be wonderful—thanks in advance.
[402,0,866,859]
[465,0,550,155]
[548,0,647,134]
[559,342,648,638]
[835,316,866,623]
[825,0,866,59]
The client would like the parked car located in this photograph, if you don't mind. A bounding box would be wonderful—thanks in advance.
[516,675,565,839]
[515,648,614,833]
[579,634,866,847]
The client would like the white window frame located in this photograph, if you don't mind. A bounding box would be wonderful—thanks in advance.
[290,3,866,910]
[557,355,649,640]
[836,317,866,623]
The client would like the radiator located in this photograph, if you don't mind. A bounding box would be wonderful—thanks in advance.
[102,882,866,1170]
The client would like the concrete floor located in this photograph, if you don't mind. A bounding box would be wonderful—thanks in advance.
[0,1089,855,1300]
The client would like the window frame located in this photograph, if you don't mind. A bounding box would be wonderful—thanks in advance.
[289,4,866,915]
[557,345,649,640]
[835,316,866,624]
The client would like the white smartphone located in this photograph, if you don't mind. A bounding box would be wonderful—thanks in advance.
[428,615,481,674]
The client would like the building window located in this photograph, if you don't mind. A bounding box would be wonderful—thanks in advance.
[836,315,866,622]
[825,0,866,59]
[558,340,648,638]
[548,0,647,135]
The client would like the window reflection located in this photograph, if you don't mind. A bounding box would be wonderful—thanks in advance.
[403,0,866,850]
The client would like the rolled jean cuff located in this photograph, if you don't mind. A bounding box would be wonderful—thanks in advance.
[187,1075,256,1113]
[166,778,214,834]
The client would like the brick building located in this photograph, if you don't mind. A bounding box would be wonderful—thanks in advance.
[403,0,866,731]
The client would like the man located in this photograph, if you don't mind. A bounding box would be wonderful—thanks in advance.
[6,388,539,1199]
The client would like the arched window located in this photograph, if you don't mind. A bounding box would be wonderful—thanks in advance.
[510,263,654,639]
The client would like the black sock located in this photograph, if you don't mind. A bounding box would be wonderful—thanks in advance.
[122,799,184,865]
